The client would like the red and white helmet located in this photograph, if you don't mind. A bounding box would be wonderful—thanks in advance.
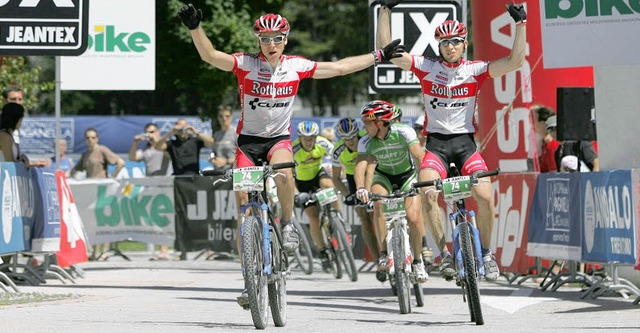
[434,20,467,40]
[254,14,290,36]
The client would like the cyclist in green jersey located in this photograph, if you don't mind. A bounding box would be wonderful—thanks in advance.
[332,118,380,263]
[293,121,343,273]
[354,100,428,283]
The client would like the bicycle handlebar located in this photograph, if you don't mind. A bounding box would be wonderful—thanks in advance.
[412,168,501,189]
[369,188,418,201]
[201,161,296,178]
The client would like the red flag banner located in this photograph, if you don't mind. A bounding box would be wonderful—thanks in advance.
[55,171,88,267]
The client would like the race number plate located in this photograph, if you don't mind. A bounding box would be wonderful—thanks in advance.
[442,176,472,202]
[382,198,406,219]
[232,166,264,192]
[315,188,338,206]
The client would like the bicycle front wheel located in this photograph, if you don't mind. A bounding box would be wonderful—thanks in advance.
[330,211,358,282]
[268,226,287,327]
[460,222,484,325]
[242,216,269,329]
[292,213,314,275]
[392,226,411,314]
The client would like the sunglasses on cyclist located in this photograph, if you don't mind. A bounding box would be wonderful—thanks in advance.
[439,38,465,47]
[258,35,286,44]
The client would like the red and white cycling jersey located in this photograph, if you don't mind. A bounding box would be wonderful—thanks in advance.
[232,52,317,138]
[411,57,490,135]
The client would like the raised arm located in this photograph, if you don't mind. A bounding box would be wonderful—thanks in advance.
[376,2,413,71]
[179,4,235,72]
[313,39,405,79]
[488,3,527,78]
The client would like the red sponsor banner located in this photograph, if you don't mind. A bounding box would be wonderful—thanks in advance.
[440,173,537,274]
[55,171,88,267]
[471,0,594,172]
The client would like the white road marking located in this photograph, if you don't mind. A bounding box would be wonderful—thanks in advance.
[481,288,557,314]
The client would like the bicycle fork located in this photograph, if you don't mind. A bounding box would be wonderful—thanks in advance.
[386,218,412,275]
[240,202,273,275]
[450,210,485,279]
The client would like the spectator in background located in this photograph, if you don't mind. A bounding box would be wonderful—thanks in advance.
[70,127,125,261]
[546,115,599,172]
[157,118,214,176]
[48,139,75,175]
[320,127,336,143]
[129,123,172,261]
[539,110,560,173]
[156,119,214,260]
[2,87,24,148]
[0,103,29,166]
[413,114,426,148]
[209,106,237,171]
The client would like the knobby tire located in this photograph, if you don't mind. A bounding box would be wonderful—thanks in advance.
[292,215,314,275]
[268,225,287,327]
[242,216,269,329]
[393,226,411,314]
[330,211,358,282]
[460,222,484,325]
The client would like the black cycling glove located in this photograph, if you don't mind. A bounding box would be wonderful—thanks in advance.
[378,0,402,10]
[178,3,203,30]
[506,2,527,24]
[372,38,406,64]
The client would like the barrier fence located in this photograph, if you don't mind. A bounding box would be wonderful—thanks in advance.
[1,162,638,300]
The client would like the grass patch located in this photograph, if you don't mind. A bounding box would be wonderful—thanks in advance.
[0,292,79,306]
[110,241,148,252]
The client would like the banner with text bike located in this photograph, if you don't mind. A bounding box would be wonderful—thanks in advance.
[68,177,175,246]
[173,176,236,253]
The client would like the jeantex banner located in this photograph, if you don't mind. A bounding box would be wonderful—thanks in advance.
[540,0,640,68]
[60,0,155,90]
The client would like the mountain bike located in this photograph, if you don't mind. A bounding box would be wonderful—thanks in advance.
[295,187,358,282]
[266,178,314,275]
[413,166,500,325]
[203,161,295,329]
[370,189,424,314]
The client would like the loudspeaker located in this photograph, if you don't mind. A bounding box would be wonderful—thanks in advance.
[556,87,597,141]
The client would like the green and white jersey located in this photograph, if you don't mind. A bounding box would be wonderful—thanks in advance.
[357,123,418,175]
[292,135,334,181]
[331,130,367,175]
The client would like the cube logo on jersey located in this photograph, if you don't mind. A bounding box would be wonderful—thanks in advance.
[0,0,89,55]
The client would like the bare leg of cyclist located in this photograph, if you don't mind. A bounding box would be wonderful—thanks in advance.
[371,183,389,282]
[304,204,331,272]
[270,148,299,254]
[356,206,379,260]
[419,168,454,280]
[234,191,249,259]
[472,180,499,281]
[406,194,428,282]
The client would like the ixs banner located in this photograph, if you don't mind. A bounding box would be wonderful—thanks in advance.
[60,0,155,90]
[69,177,175,246]
[0,163,33,254]
[540,0,640,68]
[471,0,593,172]
[174,176,236,253]
[528,173,583,261]
[56,171,88,267]
[582,170,637,264]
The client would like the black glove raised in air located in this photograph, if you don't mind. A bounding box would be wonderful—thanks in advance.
[373,38,406,64]
[505,2,527,23]
[178,3,203,30]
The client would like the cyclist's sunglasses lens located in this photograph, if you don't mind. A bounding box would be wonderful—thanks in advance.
[259,36,285,44]
[439,38,464,47]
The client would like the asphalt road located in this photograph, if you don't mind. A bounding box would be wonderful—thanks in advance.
[1,252,639,332]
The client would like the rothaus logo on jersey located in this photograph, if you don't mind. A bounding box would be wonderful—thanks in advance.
[429,98,469,109]
[250,81,294,98]
[429,83,470,99]
[248,98,291,110]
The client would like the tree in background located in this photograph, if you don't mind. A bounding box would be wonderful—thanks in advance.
[0,56,54,113]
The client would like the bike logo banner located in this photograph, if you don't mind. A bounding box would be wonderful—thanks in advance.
[0,0,89,55]
[369,0,463,92]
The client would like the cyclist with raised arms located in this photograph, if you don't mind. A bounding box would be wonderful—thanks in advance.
[293,121,344,273]
[178,4,404,255]
[376,0,527,281]
[354,100,428,283]
[331,117,380,265]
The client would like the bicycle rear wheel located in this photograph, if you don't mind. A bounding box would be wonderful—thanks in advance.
[322,215,343,279]
[242,216,269,329]
[392,227,411,314]
[460,222,484,325]
[330,212,358,282]
[292,214,314,275]
[268,226,287,327]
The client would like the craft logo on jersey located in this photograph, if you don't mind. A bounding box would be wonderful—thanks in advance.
[0,0,89,55]
[248,98,290,110]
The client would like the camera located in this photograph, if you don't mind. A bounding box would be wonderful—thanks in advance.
[143,133,150,140]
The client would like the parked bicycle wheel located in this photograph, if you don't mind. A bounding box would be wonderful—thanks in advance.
[459,221,484,325]
[242,216,269,329]
[292,211,314,275]
[330,211,358,282]
[392,228,411,314]
[268,225,287,327]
